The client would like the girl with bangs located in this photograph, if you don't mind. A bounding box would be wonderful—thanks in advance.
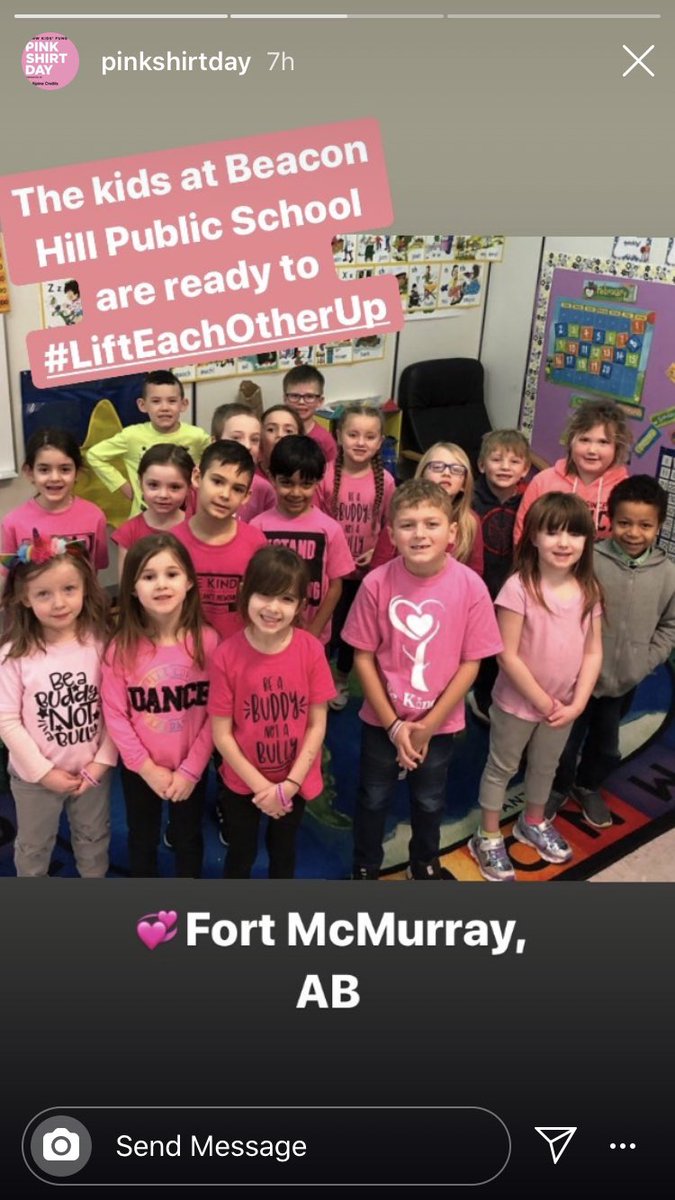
[469,493,603,881]
[208,546,336,879]
[101,533,218,878]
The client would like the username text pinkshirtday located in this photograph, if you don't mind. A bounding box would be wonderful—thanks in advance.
[0,119,401,386]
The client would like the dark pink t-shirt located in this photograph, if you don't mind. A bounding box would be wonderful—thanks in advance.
[316,463,395,576]
[173,519,266,640]
[250,506,355,643]
[111,512,186,549]
[342,554,502,733]
[208,627,336,797]
[1,496,109,571]
[306,421,337,464]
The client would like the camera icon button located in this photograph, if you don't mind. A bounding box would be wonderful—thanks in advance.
[29,1115,92,1178]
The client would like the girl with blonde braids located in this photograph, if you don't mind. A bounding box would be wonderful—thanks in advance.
[316,403,395,710]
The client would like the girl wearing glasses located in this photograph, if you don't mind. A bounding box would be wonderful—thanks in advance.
[414,443,484,575]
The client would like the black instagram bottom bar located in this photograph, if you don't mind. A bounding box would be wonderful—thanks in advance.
[24,1106,510,1187]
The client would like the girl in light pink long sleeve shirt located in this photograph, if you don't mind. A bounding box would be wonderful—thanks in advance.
[0,537,116,877]
[101,532,217,877]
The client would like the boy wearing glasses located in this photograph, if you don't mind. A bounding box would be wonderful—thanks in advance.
[283,365,337,464]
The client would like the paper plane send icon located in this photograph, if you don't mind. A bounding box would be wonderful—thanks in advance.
[535,1127,577,1165]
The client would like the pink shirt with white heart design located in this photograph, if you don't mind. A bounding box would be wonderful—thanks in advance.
[342,554,502,733]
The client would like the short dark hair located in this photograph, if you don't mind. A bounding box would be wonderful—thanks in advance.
[63,279,79,296]
[608,475,667,524]
[238,546,310,619]
[141,369,184,400]
[198,439,255,481]
[283,364,325,394]
[23,427,82,471]
[269,435,326,482]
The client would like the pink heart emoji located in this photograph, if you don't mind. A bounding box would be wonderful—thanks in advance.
[137,920,168,950]
[157,910,177,931]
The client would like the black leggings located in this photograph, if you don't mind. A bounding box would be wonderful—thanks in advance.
[222,785,306,878]
[121,764,205,878]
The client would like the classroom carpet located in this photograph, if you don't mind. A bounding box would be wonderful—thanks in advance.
[1,664,674,881]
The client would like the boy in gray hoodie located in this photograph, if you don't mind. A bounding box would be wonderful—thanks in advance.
[547,475,675,828]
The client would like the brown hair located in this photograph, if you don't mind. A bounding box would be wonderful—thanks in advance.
[110,533,206,669]
[238,546,310,622]
[563,399,632,471]
[331,403,386,535]
[515,492,602,619]
[478,429,531,467]
[1,552,111,658]
[389,478,455,522]
[211,402,262,440]
[414,442,476,564]
[138,443,194,486]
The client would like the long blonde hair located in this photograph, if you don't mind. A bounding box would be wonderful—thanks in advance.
[415,442,476,564]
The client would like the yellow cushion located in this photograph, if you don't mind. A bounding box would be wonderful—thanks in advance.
[74,398,131,529]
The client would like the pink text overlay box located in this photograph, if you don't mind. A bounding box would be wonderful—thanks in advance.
[0,118,401,386]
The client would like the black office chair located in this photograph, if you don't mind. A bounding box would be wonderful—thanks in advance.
[397,358,491,477]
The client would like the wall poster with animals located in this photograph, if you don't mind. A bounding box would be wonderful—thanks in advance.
[332,232,498,320]
[521,253,675,480]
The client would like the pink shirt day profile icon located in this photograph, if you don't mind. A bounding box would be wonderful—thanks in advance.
[136,911,178,950]
[22,33,79,90]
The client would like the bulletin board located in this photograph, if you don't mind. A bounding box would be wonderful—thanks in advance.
[521,253,675,478]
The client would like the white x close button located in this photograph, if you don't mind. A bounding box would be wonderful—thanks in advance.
[622,44,655,77]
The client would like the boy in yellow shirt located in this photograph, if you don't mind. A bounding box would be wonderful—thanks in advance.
[86,370,210,517]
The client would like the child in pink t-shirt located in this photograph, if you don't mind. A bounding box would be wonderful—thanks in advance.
[172,441,266,641]
[206,402,276,523]
[0,537,116,877]
[2,428,109,571]
[470,493,603,882]
[209,546,335,877]
[251,435,355,645]
[260,405,303,478]
[102,532,218,878]
[342,480,502,881]
[112,443,193,579]
[316,403,395,710]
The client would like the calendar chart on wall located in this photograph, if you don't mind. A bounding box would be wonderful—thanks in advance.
[550,287,654,405]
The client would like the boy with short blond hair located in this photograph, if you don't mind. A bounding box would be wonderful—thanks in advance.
[86,370,210,517]
[283,364,337,464]
[343,479,502,880]
[469,429,531,721]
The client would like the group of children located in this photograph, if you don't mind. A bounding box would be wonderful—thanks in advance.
[1,366,674,883]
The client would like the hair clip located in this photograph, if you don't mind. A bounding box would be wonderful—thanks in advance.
[0,529,87,570]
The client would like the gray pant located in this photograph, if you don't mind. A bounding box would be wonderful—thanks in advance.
[478,704,573,814]
[11,772,111,878]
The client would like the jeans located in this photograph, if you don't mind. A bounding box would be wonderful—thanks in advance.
[553,690,636,794]
[353,723,454,871]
